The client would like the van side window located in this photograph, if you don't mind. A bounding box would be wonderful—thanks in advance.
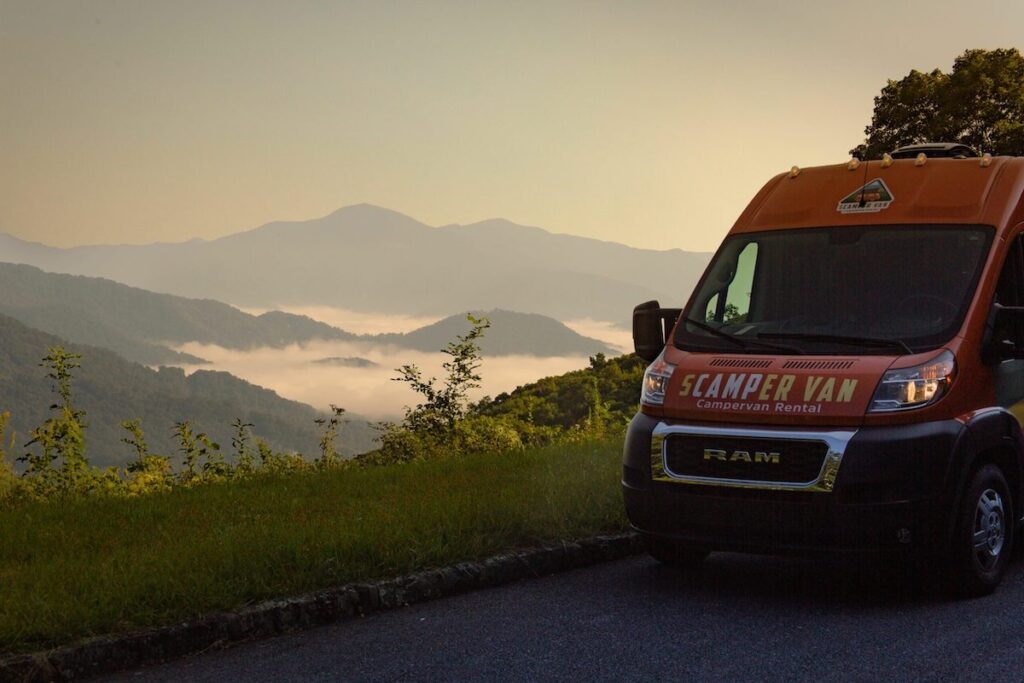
[705,241,758,324]
[724,243,757,322]
[995,235,1024,344]
[704,293,720,322]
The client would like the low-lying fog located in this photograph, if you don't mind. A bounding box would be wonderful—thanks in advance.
[243,305,632,351]
[177,308,631,419]
[561,318,631,354]
[175,340,595,420]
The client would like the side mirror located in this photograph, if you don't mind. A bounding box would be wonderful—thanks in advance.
[633,300,682,362]
[983,303,1024,363]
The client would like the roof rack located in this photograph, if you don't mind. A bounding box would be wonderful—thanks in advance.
[890,143,979,159]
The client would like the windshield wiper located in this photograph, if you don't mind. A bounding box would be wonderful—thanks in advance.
[757,332,913,355]
[679,317,804,355]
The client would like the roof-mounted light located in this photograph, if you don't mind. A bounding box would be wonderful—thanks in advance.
[789,165,800,178]
[915,153,927,166]
[980,153,993,168]
[880,153,894,169]
[847,158,860,171]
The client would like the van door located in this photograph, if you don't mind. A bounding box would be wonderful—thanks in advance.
[994,230,1024,423]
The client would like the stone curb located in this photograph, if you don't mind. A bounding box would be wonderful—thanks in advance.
[0,533,642,682]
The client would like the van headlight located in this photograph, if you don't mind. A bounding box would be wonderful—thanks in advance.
[641,352,675,407]
[869,350,956,412]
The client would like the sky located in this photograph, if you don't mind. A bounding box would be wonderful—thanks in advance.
[3,0,1023,253]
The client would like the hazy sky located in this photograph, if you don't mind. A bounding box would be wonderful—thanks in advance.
[3,1,1023,252]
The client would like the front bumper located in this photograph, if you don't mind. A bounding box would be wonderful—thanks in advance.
[622,412,965,554]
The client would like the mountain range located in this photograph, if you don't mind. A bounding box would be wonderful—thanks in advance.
[0,263,616,365]
[0,204,692,465]
[0,204,710,322]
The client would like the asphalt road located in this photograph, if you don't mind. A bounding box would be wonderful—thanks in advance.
[107,551,1024,682]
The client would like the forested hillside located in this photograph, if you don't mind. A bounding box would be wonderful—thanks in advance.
[0,315,376,467]
[376,310,617,356]
[0,263,356,365]
[0,263,617,364]
[476,353,645,429]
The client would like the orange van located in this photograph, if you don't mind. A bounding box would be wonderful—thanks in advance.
[625,144,1024,595]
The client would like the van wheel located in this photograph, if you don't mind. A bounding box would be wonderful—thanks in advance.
[644,537,710,569]
[949,464,1014,597]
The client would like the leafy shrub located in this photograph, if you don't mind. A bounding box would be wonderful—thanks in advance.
[313,406,347,469]
[121,419,174,495]
[232,418,256,476]
[0,412,20,506]
[255,438,308,474]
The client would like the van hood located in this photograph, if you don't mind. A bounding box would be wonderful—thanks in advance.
[659,349,896,427]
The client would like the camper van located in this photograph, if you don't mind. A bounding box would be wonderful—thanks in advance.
[625,144,1024,595]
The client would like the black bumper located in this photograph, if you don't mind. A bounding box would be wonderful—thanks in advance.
[622,412,966,554]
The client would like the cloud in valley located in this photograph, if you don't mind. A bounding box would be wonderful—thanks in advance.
[175,339,594,420]
[562,318,631,354]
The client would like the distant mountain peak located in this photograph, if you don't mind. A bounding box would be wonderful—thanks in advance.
[395,309,617,357]
[324,203,421,221]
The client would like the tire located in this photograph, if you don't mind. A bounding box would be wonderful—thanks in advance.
[948,464,1014,598]
[644,536,710,570]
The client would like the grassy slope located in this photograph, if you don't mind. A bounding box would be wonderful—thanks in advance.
[0,439,626,653]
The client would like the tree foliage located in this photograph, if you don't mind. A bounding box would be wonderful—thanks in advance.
[121,419,174,494]
[175,420,211,485]
[476,353,645,431]
[853,48,1024,159]
[313,406,346,468]
[375,315,492,462]
[393,314,492,433]
[231,418,256,475]
[0,412,17,500]
[18,348,96,496]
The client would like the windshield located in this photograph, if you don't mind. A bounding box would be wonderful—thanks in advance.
[676,225,994,355]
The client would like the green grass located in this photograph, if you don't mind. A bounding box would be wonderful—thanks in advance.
[0,439,627,653]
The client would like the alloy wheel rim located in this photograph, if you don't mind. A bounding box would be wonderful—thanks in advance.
[972,488,1005,571]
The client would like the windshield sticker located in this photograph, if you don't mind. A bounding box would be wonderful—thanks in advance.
[837,178,894,214]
